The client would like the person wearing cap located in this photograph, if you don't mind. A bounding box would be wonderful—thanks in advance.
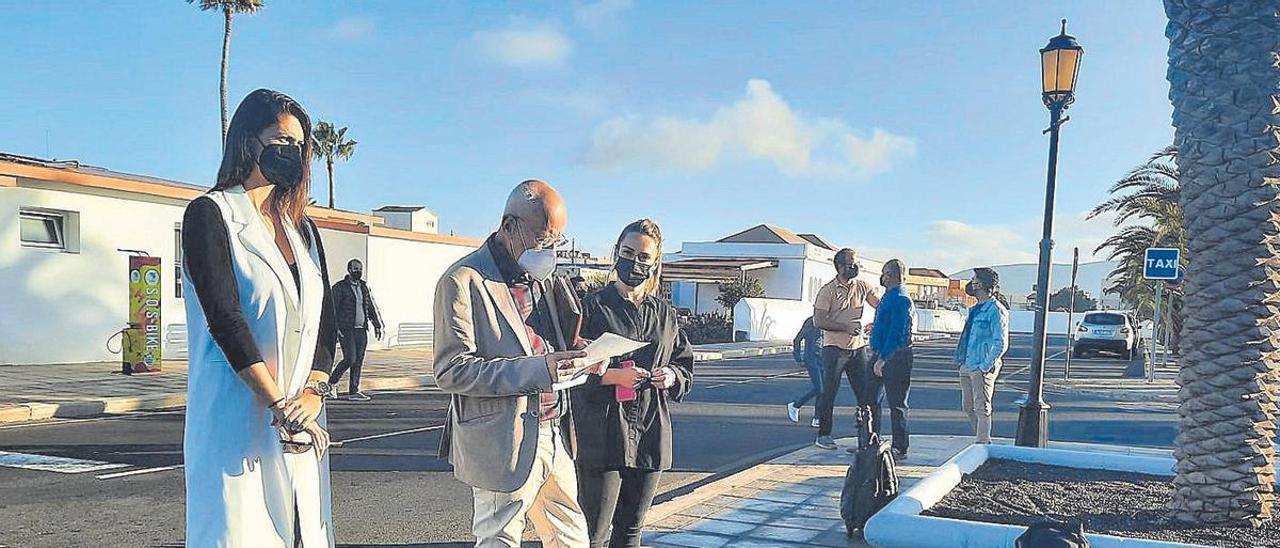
[812,248,881,450]
[953,267,1009,444]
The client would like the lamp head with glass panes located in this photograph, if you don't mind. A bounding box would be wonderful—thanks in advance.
[1040,19,1083,110]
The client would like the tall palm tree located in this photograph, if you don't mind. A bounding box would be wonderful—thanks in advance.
[311,121,357,209]
[188,0,264,145]
[1164,0,1279,526]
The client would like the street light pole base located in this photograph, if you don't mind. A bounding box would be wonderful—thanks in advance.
[1015,400,1051,448]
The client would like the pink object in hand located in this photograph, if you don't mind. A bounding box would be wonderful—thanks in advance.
[615,360,637,402]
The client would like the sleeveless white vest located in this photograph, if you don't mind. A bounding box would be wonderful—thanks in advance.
[182,186,332,547]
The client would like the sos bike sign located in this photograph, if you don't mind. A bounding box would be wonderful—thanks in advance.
[125,255,163,374]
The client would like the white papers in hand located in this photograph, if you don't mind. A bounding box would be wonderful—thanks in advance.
[550,333,648,391]
[583,333,648,365]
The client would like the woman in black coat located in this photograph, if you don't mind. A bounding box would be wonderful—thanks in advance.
[573,218,695,548]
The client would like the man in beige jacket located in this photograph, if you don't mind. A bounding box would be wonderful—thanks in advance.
[434,180,591,548]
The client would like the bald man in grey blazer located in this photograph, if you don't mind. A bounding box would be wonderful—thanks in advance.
[434,180,592,548]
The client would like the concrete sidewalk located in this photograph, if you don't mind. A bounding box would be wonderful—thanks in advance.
[0,340,793,424]
[642,436,974,547]
[642,435,1177,547]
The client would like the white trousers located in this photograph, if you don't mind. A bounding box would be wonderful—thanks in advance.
[959,370,998,444]
[471,423,589,548]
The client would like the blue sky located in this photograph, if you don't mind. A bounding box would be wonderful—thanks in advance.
[3,1,1172,273]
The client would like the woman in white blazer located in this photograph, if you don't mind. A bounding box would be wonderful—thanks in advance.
[181,89,339,547]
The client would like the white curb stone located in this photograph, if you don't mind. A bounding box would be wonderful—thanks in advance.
[865,444,1212,548]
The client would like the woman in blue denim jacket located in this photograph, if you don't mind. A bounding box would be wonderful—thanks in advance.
[953,268,1009,444]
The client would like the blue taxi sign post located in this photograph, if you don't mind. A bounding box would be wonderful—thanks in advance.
[1143,248,1180,382]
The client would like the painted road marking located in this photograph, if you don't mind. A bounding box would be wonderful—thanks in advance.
[92,425,447,480]
[704,371,805,390]
[335,424,444,445]
[0,450,129,474]
[96,465,183,480]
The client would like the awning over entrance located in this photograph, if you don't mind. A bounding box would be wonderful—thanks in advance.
[661,257,779,283]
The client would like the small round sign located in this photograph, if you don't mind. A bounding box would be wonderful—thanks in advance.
[1165,266,1186,289]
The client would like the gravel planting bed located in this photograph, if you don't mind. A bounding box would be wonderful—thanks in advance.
[926,459,1280,547]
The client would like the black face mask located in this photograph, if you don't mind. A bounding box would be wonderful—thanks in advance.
[838,264,859,280]
[965,281,982,297]
[349,270,362,281]
[615,257,653,287]
[257,139,304,189]
[880,274,891,288]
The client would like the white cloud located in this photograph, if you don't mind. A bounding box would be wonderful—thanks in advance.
[584,79,916,177]
[327,16,376,41]
[855,211,1119,274]
[574,0,633,33]
[473,20,573,69]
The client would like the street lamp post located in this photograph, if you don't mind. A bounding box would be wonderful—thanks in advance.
[1016,19,1082,448]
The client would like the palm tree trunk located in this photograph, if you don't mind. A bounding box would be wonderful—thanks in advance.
[327,158,335,209]
[220,8,232,146]
[1165,0,1280,526]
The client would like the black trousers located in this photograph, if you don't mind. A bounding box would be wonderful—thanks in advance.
[865,348,914,453]
[578,467,663,548]
[330,328,368,393]
[817,346,875,437]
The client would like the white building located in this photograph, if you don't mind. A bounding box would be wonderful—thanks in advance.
[665,224,882,314]
[373,205,438,234]
[664,224,885,340]
[0,153,479,365]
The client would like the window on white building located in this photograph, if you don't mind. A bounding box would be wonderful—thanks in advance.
[19,208,79,252]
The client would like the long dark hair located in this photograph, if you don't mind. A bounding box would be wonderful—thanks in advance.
[214,89,314,236]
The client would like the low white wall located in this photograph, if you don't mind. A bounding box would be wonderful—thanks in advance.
[1009,310,1077,335]
[1,180,479,364]
[733,297,811,341]
[365,234,476,350]
[916,308,965,334]
[319,227,368,284]
[0,184,188,365]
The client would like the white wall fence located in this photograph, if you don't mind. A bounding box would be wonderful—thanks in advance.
[733,298,812,341]
[917,308,965,334]
[732,297,968,342]
[1,179,478,365]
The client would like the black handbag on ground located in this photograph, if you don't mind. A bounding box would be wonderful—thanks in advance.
[1016,519,1091,548]
[839,405,899,537]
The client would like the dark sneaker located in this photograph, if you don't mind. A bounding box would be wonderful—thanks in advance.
[810,417,821,428]
[815,436,837,450]
[892,448,908,461]
[347,392,372,402]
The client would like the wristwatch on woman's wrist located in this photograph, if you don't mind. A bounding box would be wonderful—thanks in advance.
[303,380,337,400]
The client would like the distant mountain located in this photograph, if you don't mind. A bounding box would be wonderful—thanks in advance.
[951,261,1120,305]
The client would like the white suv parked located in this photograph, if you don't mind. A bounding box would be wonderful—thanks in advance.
[1073,311,1142,360]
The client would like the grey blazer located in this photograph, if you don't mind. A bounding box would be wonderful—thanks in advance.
[433,243,561,493]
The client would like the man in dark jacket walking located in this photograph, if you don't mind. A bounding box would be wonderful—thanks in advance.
[330,259,383,401]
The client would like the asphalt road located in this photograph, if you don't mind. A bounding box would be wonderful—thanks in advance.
[0,334,1176,547]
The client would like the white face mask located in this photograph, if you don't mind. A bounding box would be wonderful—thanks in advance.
[518,248,557,282]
